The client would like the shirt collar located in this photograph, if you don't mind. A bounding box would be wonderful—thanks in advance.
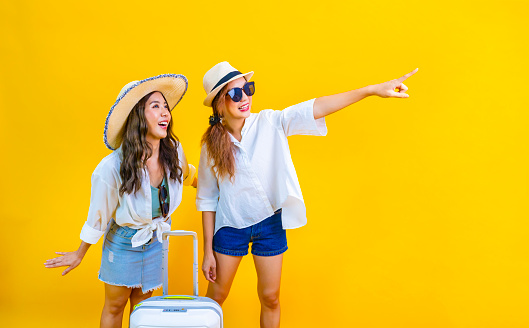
[241,113,257,136]
[229,113,256,144]
[228,132,240,144]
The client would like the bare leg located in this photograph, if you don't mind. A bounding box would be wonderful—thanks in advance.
[100,284,132,328]
[253,254,283,328]
[129,288,153,314]
[205,252,243,306]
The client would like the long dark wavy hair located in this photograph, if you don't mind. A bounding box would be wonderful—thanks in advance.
[119,91,182,196]
[201,85,236,181]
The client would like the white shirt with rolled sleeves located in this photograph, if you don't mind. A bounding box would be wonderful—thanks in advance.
[79,144,185,247]
[196,98,327,234]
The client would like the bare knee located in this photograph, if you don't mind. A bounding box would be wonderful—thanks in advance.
[207,284,230,306]
[208,289,229,306]
[104,295,129,315]
[259,289,280,310]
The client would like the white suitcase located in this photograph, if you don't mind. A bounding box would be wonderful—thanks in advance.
[130,230,223,328]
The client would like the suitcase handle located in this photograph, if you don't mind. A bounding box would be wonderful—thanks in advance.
[162,230,199,297]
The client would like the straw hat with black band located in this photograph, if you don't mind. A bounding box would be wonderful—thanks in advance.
[104,74,188,150]
[203,62,253,107]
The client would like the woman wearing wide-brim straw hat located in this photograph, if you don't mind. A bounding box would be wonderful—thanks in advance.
[45,74,197,328]
[197,61,418,327]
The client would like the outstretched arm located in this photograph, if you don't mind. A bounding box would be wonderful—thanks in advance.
[313,68,418,119]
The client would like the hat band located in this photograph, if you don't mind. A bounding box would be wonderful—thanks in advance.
[210,70,242,92]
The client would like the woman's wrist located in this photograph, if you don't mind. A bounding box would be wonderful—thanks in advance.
[203,244,214,257]
[75,249,86,260]
[76,242,90,258]
[363,85,376,97]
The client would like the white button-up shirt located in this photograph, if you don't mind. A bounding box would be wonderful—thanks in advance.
[80,144,184,247]
[196,99,327,234]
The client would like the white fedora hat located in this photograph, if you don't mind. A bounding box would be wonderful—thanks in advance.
[203,62,253,107]
[104,74,188,150]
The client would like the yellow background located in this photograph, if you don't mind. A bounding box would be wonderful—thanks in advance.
[1,0,528,327]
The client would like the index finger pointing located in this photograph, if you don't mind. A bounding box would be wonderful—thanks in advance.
[397,68,419,82]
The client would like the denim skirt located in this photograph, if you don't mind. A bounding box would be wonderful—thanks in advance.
[99,220,164,293]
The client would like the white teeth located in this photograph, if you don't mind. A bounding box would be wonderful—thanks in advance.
[159,122,168,126]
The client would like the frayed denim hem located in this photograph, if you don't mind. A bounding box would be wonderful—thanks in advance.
[98,277,162,294]
[143,284,162,294]
[98,276,142,289]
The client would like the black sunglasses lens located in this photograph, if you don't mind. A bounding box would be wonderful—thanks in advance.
[244,82,255,96]
[159,186,168,201]
[228,88,243,102]
[162,202,169,216]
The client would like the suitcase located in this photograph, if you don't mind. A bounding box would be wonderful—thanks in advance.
[130,230,223,328]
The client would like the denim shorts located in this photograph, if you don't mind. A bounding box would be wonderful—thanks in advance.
[99,220,166,293]
[213,210,288,257]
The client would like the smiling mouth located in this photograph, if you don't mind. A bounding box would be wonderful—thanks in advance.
[158,121,168,128]
[239,103,250,111]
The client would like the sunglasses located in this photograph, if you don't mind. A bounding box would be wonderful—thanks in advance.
[159,185,169,217]
[226,82,255,102]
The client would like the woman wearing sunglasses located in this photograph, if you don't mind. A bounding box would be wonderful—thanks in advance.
[197,62,418,327]
[45,74,197,328]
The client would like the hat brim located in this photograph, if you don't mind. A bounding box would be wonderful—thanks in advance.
[203,71,253,107]
[104,74,188,150]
